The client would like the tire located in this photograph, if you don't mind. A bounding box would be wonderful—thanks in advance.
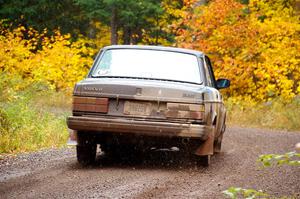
[214,133,223,153]
[76,144,96,166]
[197,155,211,167]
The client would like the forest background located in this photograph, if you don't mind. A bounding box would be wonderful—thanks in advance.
[0,0,299,153]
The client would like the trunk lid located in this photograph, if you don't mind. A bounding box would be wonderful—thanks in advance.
[75,77,207,103]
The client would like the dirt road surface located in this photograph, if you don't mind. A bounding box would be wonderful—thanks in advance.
[1,127,299,199]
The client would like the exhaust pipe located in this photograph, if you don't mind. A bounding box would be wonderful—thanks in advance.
[181,138,189,145]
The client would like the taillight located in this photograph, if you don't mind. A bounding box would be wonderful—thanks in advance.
[73,96,109,113]
[165,103,204,120]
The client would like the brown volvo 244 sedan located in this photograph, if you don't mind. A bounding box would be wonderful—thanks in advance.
[67,45,230,166]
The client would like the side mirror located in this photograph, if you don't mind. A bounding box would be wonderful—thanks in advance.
[216,78,230,89]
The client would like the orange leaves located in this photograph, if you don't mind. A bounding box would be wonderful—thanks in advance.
[175,0,300,101]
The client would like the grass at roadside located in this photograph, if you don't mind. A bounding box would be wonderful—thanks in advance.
[226,97,300,131]
[0,74,71,154]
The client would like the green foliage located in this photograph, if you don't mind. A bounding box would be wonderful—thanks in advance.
[0,0,185,44]
[142,0,184,45]
[75,0,160,43]
[223,187,269,199]
[0,73,71,154]
[75,0,182,44]
[224,149,300,198]
[223,151,300,199]
[258,152,300,167]
[0,0,89,36]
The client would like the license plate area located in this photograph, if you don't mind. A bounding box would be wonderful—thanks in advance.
[124,101,151,116]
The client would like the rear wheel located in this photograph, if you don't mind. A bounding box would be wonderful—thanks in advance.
[197,155,211,167]
[185,139,211,167]
[214,133,223,153]
[76,144,96,166]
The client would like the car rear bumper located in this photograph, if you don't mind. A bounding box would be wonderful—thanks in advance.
[67,116,211,139]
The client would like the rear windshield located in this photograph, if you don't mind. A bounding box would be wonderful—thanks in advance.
[91,49,202,84]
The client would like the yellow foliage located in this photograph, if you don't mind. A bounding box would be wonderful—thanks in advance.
[32,33,97,91]
[0,22,99,91]
[89,21,111,49]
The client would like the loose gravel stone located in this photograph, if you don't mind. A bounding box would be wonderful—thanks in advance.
[0,127,299,199]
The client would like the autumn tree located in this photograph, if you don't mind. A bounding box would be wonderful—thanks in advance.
[175,0,300,101]
[0,23,96,90]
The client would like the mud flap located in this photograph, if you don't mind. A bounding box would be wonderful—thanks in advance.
[194,128,215,156]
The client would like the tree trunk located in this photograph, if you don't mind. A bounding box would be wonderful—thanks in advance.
[123,27,131,44]
[87,21,96,39]
[110,7,118,45]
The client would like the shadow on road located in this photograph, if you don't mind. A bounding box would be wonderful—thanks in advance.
[71,148,226,171]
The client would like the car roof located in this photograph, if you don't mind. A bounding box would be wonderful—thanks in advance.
[102,45,204,57]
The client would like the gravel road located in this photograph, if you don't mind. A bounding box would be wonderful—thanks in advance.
[0,127,299,199]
